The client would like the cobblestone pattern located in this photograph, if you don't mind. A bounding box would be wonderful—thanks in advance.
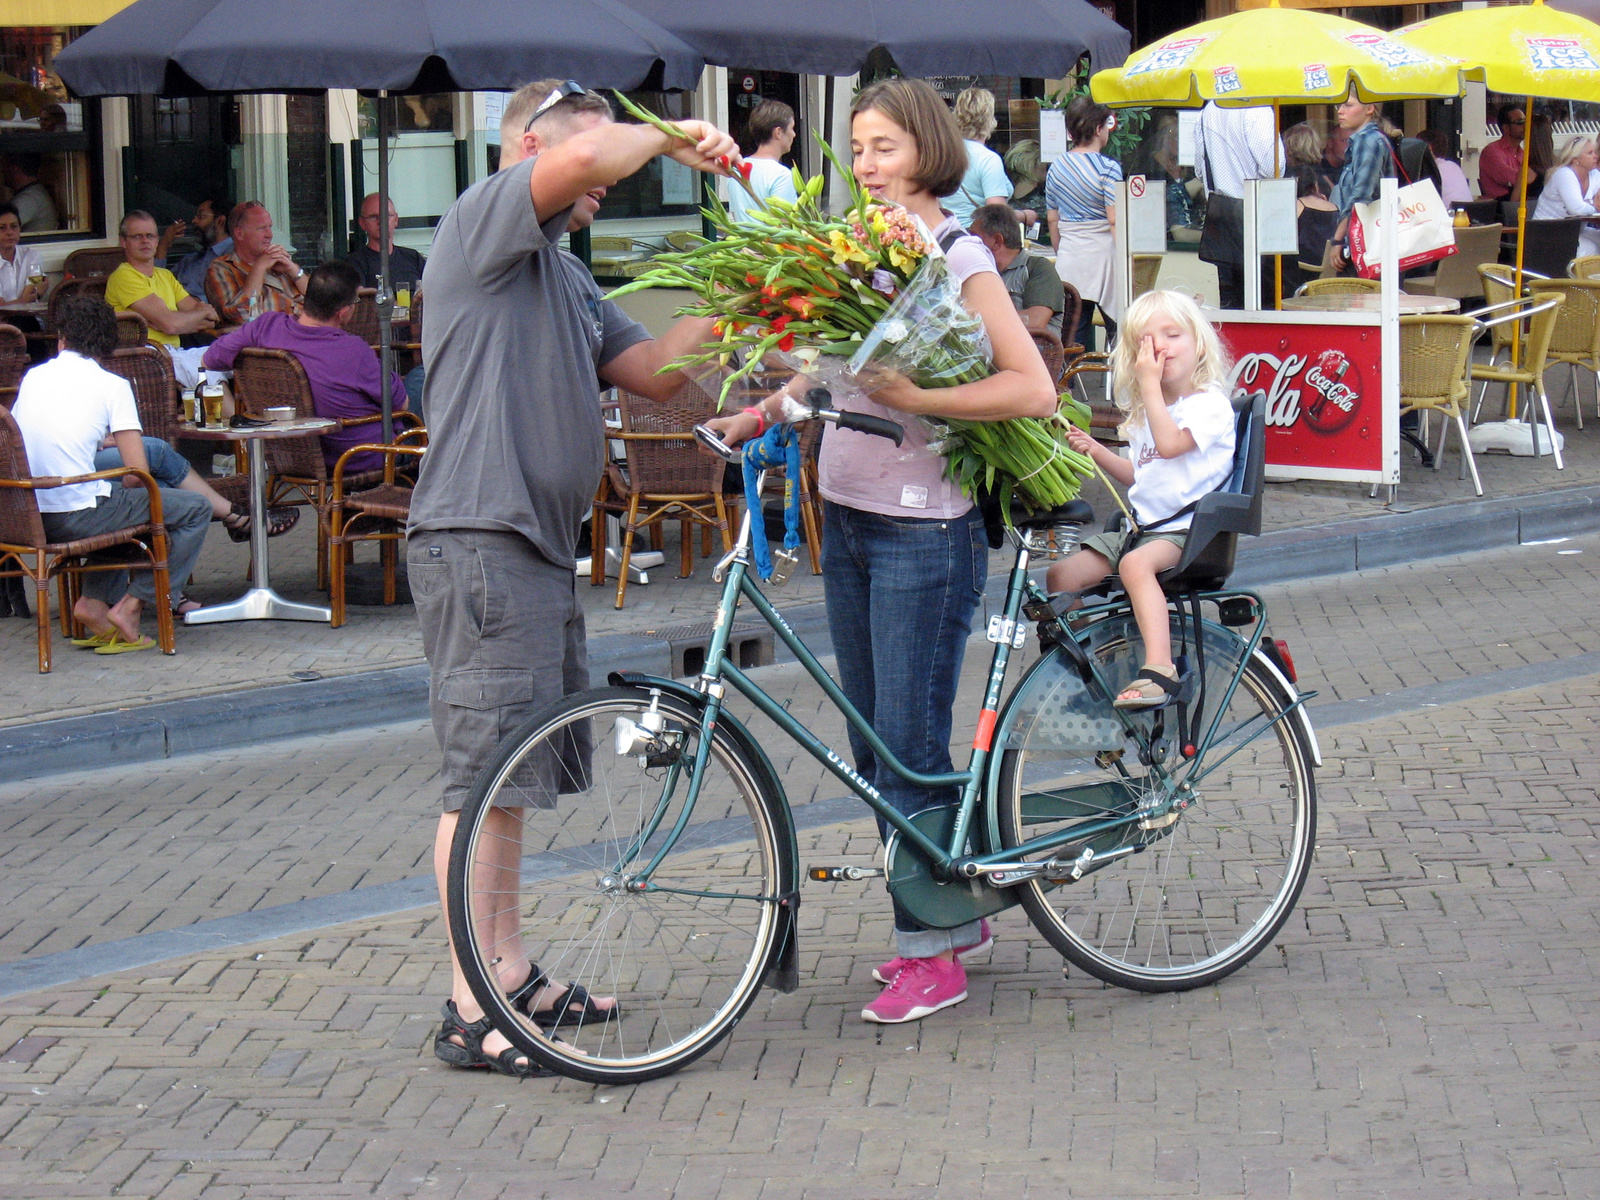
[4,387,1597,728]
[2,532,1597,970]
[0,669,1597,1198]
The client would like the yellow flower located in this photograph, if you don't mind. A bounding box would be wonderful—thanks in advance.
[869,209,889,237]
[886,243,920,273]
[828,229,873,267]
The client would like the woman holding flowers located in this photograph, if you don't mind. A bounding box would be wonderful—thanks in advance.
[710,78,1055,1025]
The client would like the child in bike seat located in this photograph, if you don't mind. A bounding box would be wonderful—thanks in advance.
[1045,289,1236,709]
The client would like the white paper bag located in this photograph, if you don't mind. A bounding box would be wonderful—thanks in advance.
[1348,178,1457,279]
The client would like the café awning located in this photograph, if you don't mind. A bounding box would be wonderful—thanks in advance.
[0,0,136,24]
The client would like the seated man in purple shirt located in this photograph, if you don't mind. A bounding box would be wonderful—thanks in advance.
[201,260,406,471]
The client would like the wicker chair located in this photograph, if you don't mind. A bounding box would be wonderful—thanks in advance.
[1405,224,1502,303]
[61,246,125,279]
[346,288,380,347]
[115,310,149,349]
[1131,253,1162,300]
[1058,279,1118,438]
[1468,290,1567,466]
[232,347,399,588]
[1398,315,1482,496]
[1297,277,1380,297]
[103,346,183,443]
[1030,329,1065,385]
[45,276,109,334]
[1528,278,1600,430]
[0,407,176,672]
[1568,254,1600,280]
[591,380,735,608]
[328,428,427,627]
[0,322,28,403]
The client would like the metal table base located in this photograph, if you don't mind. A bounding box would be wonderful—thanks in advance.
[185,430,330,625]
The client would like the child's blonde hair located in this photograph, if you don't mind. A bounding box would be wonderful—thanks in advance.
[1110,289,1232,436]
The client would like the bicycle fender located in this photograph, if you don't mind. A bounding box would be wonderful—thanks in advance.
[1247,651,1322,767]
[607,671,803,993]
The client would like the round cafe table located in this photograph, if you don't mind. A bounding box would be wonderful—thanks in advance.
[177,417,335,624]
[1279,293,1460,315]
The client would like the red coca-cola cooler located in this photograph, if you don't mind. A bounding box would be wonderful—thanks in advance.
[1213,310,1400,487]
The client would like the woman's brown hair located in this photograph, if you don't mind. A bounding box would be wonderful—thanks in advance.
[850,78,968,199]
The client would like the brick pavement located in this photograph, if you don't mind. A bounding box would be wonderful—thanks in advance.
[3,531,1597,968]
[3,537,1600,1195]
[1,672,1598,1198]
[5,384,1599,729]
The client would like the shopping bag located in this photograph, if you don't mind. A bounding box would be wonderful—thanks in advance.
[1347,178,1457,279]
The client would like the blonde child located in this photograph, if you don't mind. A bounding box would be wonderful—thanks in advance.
[1046,289,1236,709]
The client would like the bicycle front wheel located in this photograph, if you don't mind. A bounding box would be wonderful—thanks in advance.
[447,686,788,1084]
[996,618,1316,992]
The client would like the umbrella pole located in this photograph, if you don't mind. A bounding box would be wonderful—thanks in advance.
[378,89,394,444]
[1507,96,1534,421]
[1274,101,1282,310]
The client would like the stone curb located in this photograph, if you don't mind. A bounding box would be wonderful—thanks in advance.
[7,482,1599,782]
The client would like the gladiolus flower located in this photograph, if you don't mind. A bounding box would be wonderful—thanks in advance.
[785,296,816,318]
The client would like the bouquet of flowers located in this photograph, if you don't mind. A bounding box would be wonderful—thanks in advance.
[608,93,1096,517]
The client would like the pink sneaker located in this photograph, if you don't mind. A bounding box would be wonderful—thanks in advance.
[872,919,993,985]
[862,955,968,1024]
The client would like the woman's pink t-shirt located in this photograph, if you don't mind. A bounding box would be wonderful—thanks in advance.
[817,214,998,520]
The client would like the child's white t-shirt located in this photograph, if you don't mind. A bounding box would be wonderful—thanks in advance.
[1125,388,1236,530]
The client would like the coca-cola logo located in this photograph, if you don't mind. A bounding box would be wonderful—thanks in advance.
[1229,349,1364,435]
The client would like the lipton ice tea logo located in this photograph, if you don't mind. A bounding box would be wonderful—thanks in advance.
[1212,65,1242,94]
[1304,63,1330,91]
[1526,37,1599,72]
[1344,31,1429,70]
[1126,35,1211,77]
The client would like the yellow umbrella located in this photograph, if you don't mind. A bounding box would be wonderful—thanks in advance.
[1091,0,1462,109]
[1091,0,1462,307]
[1396,0,1600,413]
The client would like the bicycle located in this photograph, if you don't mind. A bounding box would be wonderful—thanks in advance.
[445,390,1320,1084]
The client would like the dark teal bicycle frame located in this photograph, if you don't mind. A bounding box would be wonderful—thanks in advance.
[635,519,1309,892]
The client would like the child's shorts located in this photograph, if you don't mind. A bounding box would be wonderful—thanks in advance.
[1078,529,1188,572]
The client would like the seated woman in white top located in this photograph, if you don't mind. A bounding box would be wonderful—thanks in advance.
[0,202,45,303]
[1533,135,1600,257]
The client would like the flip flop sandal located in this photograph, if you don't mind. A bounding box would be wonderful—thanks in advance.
[172,594,203,617]
[69,629,116,648]
[433,1000,558,1079]
[94,633,156,655]
[223,503,301,543]
[1112,665,1183,711]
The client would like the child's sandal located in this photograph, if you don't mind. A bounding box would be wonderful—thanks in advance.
[1113,664,1182,710]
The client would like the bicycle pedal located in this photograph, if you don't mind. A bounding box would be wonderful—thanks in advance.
[807,865,885,882]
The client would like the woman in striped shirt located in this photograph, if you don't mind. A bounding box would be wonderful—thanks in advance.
[1046,96,1122,352]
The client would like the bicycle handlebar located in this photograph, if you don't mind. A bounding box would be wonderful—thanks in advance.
[690,386,906,463]
[803,388,905,447]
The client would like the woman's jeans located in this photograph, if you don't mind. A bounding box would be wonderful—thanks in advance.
[822,500,988,958]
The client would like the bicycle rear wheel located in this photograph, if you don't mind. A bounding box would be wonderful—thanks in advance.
[996,617,1316,992]
[447,686,788,1084]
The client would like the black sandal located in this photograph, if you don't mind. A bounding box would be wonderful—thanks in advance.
[1112,665,1184,711]
[509,966,622,1030]
[222,501,301,543]
[433,1000,555,1078]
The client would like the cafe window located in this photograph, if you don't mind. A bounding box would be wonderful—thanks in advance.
[358,93,455,136]
[0,27,103,241]
[588,90,701,283]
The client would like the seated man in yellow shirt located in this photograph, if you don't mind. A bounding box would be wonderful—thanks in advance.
[104,209,220,390]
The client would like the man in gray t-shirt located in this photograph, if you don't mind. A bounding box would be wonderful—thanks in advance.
[406,79,740,1078]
